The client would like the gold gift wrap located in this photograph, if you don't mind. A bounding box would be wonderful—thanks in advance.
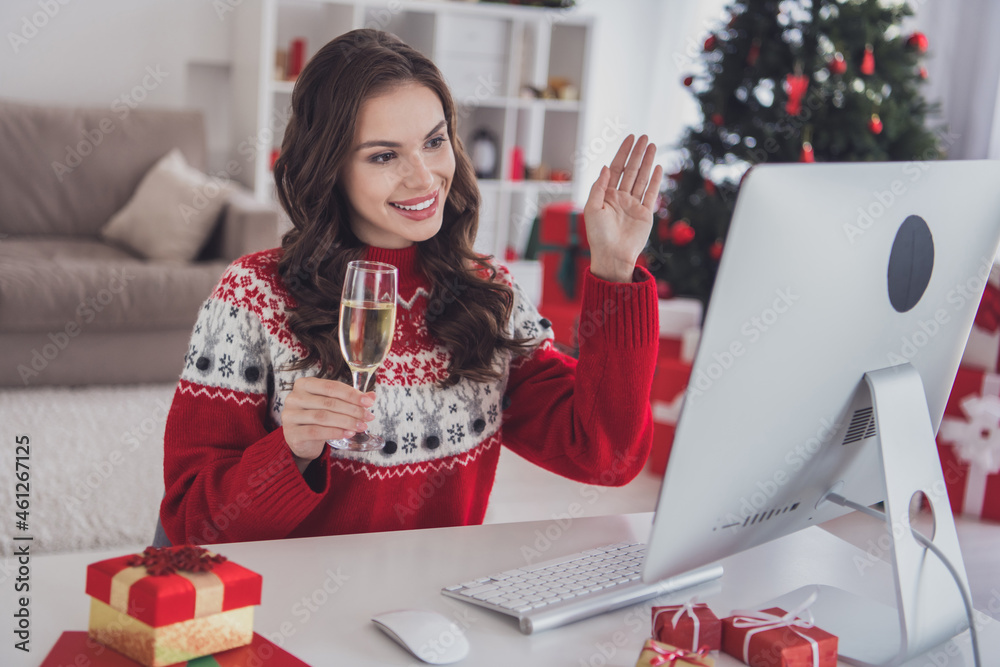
[635,638,715,667]
[85,546,263,667]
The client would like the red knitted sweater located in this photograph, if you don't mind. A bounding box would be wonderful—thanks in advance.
[160,244,658,545]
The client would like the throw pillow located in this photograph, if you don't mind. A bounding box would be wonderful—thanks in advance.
[100,148,232,262]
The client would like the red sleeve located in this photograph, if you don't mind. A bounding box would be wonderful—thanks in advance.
[160,380,331,546]
[160,256,331,546]
[501,267,659,485]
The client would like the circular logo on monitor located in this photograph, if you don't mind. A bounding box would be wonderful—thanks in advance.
[887,215,934,313]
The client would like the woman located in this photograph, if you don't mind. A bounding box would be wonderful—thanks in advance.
[159,29,662,545]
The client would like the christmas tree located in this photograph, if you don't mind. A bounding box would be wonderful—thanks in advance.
[646,0,941,305]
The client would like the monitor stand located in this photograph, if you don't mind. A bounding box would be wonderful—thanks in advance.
[772,363,971,666]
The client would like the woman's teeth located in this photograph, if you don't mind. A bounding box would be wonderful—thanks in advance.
[392,197,434,211]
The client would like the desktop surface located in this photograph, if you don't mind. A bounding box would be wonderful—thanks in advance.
[4,513,997,666]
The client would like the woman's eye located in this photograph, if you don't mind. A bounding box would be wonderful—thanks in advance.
[426,136,446,149]
[371,152,395,164]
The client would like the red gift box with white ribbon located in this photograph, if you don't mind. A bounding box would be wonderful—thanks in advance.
[652,599,721,651]
[721,596,837,667]
[936,367,1000,522]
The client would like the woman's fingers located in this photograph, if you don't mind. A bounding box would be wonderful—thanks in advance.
[630,142,657,200]
[618,135,649,195]
[585,166,611,212]
[281,376,377,456]
[642,164,664,210]
[607,134,635,191]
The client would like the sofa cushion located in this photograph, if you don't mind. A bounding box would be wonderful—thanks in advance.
[101,148,234,262]
[0,98,206,238]
[0,238,228,333]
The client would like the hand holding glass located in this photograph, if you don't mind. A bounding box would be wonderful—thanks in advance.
[326,260,397,451]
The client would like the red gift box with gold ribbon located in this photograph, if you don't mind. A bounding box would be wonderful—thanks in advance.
[635,638,715,666]
[85,546,263,667]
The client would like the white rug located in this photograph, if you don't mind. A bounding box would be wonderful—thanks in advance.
[0,383,175,556]
[0,383,660,556]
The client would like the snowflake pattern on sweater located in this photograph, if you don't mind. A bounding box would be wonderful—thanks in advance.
[178,248,551,471]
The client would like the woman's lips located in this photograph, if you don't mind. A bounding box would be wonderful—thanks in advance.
[390,190,439,221]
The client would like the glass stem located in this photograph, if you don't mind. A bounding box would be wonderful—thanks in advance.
[352,370,374,395]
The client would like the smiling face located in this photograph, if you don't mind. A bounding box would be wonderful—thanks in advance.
[340,82,457,249]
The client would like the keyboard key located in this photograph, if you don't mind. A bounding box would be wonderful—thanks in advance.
[444,584,463,591]
[460,584,498,596]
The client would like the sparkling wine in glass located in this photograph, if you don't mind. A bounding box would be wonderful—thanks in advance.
[326,260,397,452]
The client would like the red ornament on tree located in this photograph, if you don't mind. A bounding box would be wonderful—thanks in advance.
[709,240,723,261]
[785,73,809,115]
[710,113,724,126]
[869,113,883,135]
[920,66,929,80]
[800,141,815,163]
[670,221,696,246]
[828,52,846,75]
[704,179,717,196]
[682,75,694,87]
[907,32,929,53]
[747,39,761,66]
[657,218,672,242]
[704,35,717,52]
[656,279,673,300]
[860,44,875,75]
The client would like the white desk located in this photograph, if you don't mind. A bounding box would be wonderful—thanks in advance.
[3,513,997,666]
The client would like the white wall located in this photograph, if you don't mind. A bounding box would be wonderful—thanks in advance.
[0,0,235,169]
[572,0,729,204]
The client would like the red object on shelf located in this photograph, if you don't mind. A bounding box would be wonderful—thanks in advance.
[287,38,307,79]
[509,146,524,181]
[530,201,589,347]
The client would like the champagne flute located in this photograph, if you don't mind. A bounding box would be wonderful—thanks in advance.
[326,260,397,452]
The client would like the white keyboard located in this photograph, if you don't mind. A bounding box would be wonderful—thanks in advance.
[441,542,723,634]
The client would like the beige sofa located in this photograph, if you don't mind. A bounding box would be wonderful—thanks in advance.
[0,98,279,386]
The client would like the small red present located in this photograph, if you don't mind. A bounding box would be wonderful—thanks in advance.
[85,546,263,667]
[722,602,837,667]
[635,638,715,666]
[652,600,721,652]
[937,367,1000,522]
[648,357,692,475]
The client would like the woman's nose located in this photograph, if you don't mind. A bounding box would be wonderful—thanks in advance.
[401,153,435,191]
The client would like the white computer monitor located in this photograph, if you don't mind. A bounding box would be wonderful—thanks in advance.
[643,160,1000,665]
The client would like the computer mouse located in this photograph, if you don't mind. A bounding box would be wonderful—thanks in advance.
[371,609,470,664]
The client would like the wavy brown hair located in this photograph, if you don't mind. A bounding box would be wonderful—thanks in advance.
[274,29,530,387]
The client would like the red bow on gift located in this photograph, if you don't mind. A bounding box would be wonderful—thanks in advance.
[125,545,227,576]
[974,282,1000,333]
[647,643,713,666]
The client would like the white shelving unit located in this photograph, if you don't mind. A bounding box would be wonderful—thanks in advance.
[231,0,592,259]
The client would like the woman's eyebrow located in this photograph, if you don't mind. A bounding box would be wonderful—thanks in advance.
[355,120,447,151]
